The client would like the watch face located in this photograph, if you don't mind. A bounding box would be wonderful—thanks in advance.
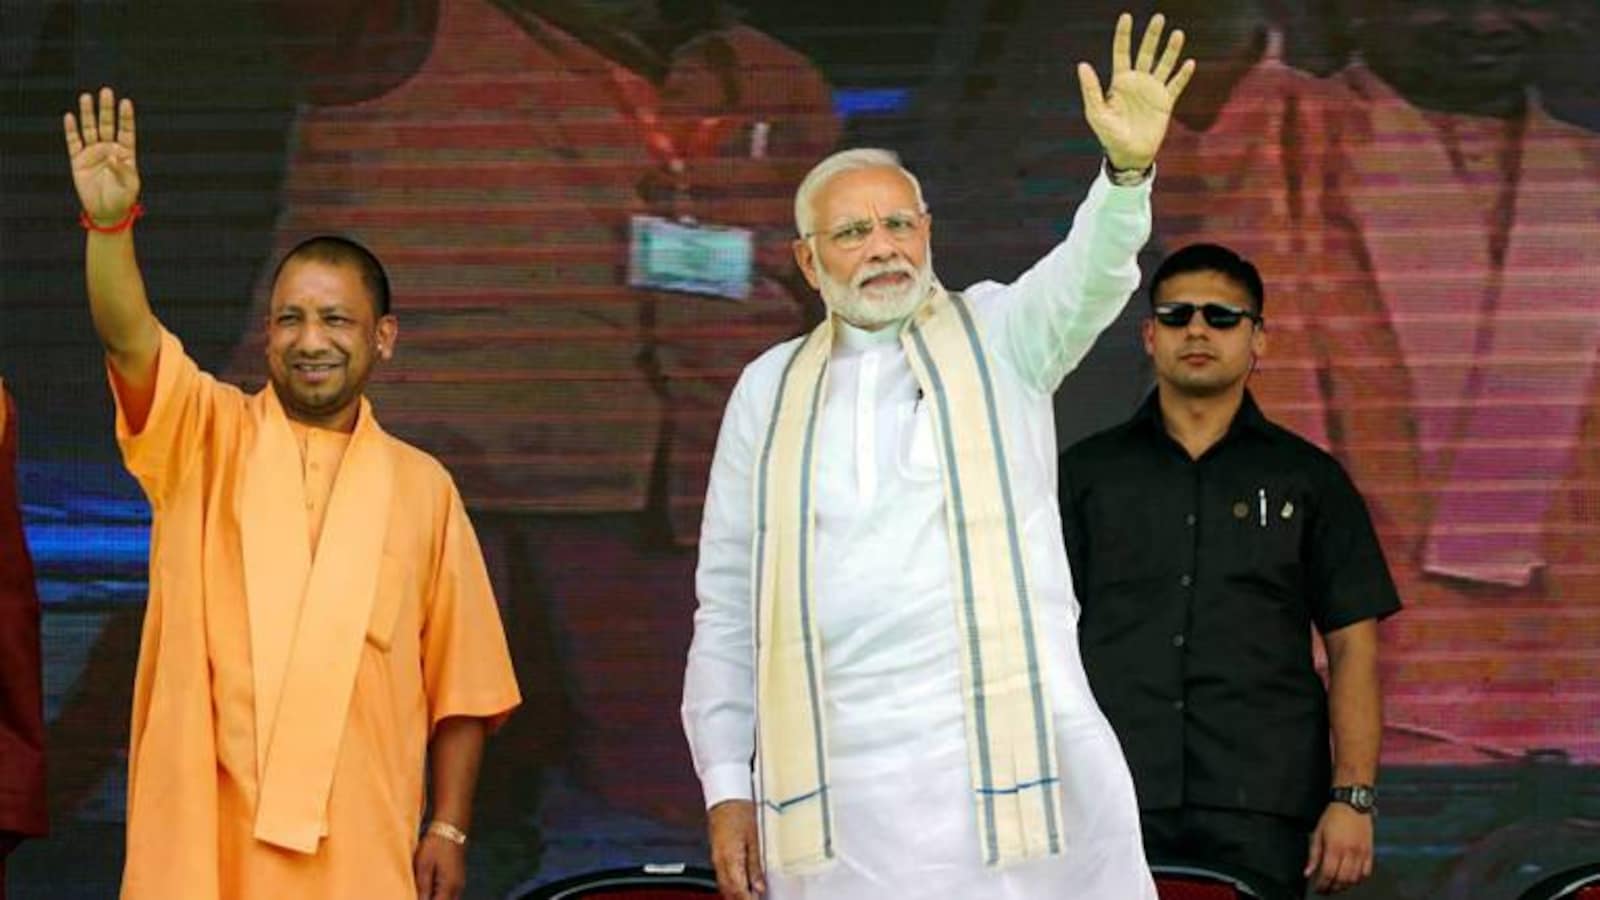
[1340,785,1375,811]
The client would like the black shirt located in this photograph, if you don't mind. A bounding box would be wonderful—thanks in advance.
[1059,391,1401,823]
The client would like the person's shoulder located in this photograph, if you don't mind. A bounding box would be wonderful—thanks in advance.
[956,280,1008,304]
[717,23,816,68]
[1256,416,1357,483]
[1530,95,1600,150]
[1258,414,1332,459]
[1060,416,1144,469]
[380,427,456,490]
[739,334,811,392]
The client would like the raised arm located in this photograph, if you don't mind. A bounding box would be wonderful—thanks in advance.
[996,13,1195,392]
[63,87,161,428]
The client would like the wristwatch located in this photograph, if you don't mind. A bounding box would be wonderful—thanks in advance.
[1330,784,1377,814]
[1103,157,1155,186]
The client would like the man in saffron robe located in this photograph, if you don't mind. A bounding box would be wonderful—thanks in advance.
[237,0,841,820]
[0,379,47,900]
[63,88,520,900]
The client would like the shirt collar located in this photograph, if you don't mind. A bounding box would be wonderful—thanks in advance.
[834,315,906,352]
[1132,389,1275,444]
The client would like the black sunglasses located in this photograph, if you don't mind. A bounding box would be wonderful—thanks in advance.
[1153,302,1261,329]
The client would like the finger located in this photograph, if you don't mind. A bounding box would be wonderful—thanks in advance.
[1362,849,1374,880]
[79,93,98,144]
[97,87,116,148]
[1333,848,1360,892]
[108,145,135,173]
[716,849,750,900]
[1135,13,1166,73]
[745,826,766,895]
[1314,849,1340,893]
[1303,828,1323,878]
[1112,12,1133,75]
[63,112,84,157]
[414,848,438,899]
[118,97,136,152]
[1152,28,1185,82]
[1167,58,1198,103]
[1077,63,1109,121]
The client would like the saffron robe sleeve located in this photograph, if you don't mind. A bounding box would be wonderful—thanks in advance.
[0,381,47,843]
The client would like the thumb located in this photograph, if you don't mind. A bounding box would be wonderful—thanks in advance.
[1304,823,1325,878]
[1077,62,1109,122]
[414,849,436,897]
[747,826,766,895]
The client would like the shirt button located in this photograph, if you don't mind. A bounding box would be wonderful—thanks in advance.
[1172,699,1185,712]
[1184,513,1196,527]
[1179,574,1193,588]
[1172,633,1186,648]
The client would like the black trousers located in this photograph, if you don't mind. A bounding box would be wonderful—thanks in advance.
[1142,805,1310,900]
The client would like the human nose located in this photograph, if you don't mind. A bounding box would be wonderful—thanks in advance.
[861,220,900,260]
[295,319,333,352]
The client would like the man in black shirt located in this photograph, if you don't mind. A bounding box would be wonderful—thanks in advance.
[1059,243,1401,898]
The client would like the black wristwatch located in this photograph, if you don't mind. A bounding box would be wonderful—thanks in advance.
[1330,784,1377,814]
[1103,157,1155,187]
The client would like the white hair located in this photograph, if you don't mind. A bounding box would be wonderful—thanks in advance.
[793,147,928,238]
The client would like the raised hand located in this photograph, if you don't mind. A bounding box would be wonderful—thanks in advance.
[63,87,140,226]
[1077,12,1196,172]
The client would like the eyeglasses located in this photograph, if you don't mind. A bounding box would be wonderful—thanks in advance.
[1153,302,1262,330]
[803,211,927,250]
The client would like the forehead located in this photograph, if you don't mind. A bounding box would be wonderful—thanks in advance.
[269,258,372,313]
[815,166,919,224]
[1155,269,1254,305]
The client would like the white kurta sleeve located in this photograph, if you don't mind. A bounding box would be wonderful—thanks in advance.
[984,168,1153,393]
[682,365,765,808]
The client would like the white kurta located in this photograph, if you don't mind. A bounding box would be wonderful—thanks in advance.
[683,171,1158,898]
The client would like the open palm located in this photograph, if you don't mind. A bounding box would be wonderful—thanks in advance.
[1077,13,1195,172]
[64,88,140,225]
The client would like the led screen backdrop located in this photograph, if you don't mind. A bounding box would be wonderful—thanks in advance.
[3,1,1598,897]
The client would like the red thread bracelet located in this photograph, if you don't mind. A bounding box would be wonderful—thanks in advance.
[79,203,144,234]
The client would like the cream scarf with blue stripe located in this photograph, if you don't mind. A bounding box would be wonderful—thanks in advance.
[753,286,1062,873]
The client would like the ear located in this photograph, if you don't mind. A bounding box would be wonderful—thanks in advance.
[1251,320,1267,360]
[261,312,275,360]
[793,237,822,290]
[376,315,399,362]
[1141,315,1157,356]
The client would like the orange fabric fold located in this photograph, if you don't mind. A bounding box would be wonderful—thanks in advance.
[243,389,394,852]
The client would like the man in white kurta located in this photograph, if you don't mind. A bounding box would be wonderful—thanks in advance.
[683,14,1195,899]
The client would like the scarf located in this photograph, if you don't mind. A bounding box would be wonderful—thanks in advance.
[753,286,1062,872]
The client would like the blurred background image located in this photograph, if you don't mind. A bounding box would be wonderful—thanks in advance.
[2,1,1597,896]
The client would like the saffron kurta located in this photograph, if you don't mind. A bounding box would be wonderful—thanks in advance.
[113,329,520,900]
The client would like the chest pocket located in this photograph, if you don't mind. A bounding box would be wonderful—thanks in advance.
[366,554,413,652]
[1224,484,1307,594]
[896,401,942,481]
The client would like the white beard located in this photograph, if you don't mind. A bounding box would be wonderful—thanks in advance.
[817,252,936,330]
